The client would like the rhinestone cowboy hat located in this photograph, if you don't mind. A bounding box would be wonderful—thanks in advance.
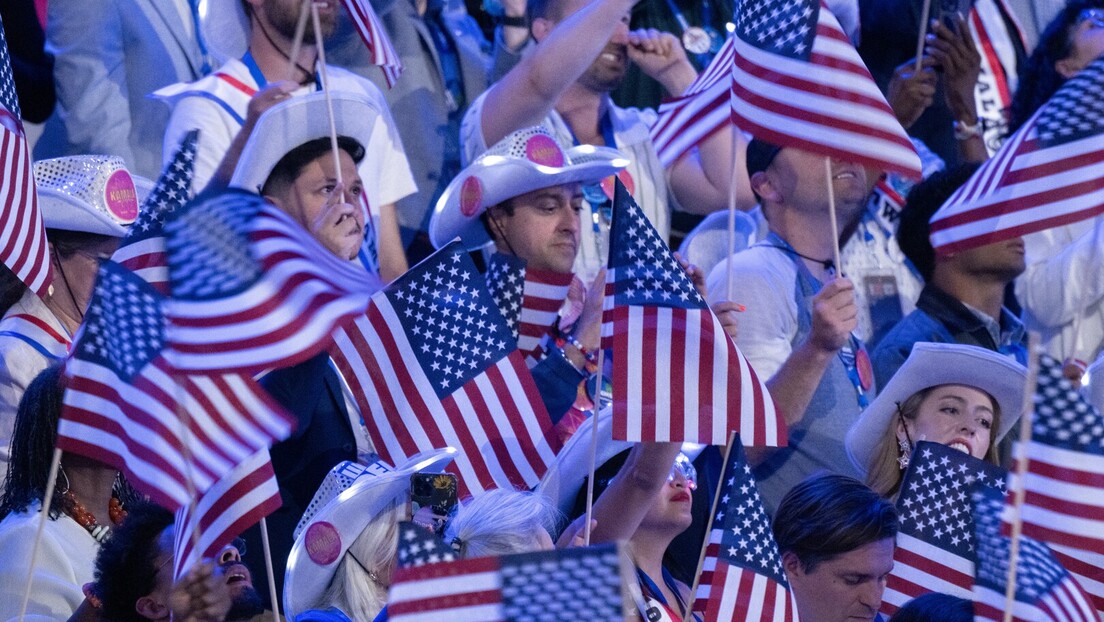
[34,155,153,237]
[229,90,380,194]
[428,125,630,250]
[283,448,456,617]
[845,342,1026,477]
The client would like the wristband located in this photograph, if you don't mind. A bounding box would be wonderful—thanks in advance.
[556,332,598,364]
[953,119,981,141]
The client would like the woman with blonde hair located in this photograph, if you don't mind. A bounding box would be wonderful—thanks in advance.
[846,342,1026,498]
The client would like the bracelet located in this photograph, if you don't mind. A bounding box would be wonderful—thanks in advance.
[556,332,598,364]
[496,14,528,28]
[953,119,981,141]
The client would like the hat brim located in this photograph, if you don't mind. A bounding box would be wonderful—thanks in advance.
[283,448,457,617]
[429,145,628,251]
[39,177,149,237]
[230,91,380,195]
[535,408,632,516]
[845,342,1026,476]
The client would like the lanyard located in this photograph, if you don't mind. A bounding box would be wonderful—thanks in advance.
[242,51,323,91]
[567,111,618,262]
[636,567,702,622]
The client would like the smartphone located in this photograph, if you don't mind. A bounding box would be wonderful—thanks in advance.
[410,473,458,536]
[934,0,974,28]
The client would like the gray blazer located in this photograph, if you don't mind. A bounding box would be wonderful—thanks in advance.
[36,0,206,178]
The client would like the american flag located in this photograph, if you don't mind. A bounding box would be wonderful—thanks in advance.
[162,189,379,374]
[1003,354,1104,615]
[113,130,198,293]
[930,56,1104,254]
[973,488,1098,622]
[388,543,632,621]
[171,448,281,580]
[881,441,1007,616]
[484,253,573,364]
[340,0,403,88]
[692,438,798,621]
[600,180,783,446]
[396,521,458,569]
[731,0,921,178]
[650,36,736,167]
[59,260,295,510]
[329,241,561,495]
[0,17,50,296]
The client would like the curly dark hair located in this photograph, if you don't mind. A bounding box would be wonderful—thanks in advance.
[1009,0,1104,133]
[93,500,175,622]
[0,364,71,521]
[895,163,982,282]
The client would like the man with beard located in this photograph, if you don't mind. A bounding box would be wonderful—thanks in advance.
[459,0,755,281]
[156,0,415,280]
[91,502,266,622]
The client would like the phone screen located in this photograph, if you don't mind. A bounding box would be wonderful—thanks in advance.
[410,473,458,536]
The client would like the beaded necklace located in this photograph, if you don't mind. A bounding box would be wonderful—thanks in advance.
[62,491,126,543]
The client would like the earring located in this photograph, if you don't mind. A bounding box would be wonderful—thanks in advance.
[57,464,71,494]
[47,284,54,297]
[897,437,911,471]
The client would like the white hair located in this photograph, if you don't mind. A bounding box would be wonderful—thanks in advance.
[444,489,560,558]
[319,500,403,620]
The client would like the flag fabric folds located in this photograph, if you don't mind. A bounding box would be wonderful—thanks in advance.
[930,56,1104,254]
[172,448,281,580]
[692,438,798,621]
[340,0,403,87]
[162,189,380,374]
[0,17,51,296]
[396,521,458,569]
[601,180,783,446]
[1004,354,1104,615]
[650,36,736,168]
[973,488,1098,622]
[59,260,295,510]
[881,441,1007,616]
[730,0,921,178]
[388,543,633,621]
[330,241,561,495]
[484,253,573,364]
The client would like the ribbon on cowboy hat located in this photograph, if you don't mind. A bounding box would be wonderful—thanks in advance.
[34,155,152,237]
[284,448,456,617]
[845,342,1027,476]
[429,125,630,251]
[229,90,380,194]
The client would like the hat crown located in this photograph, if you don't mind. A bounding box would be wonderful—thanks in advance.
[34,155,139,226]
[481,126,572,168]
[294,460,395,540]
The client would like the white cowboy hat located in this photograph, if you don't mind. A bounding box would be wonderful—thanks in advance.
[33,155,151,237]
[428,126,630,250]
[230,91,380,194]
[199,0,252,64]
[535,408,633,516]
[845,342,1027,475]
[283,448,457,618]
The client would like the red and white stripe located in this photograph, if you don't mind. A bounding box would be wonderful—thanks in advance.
[515,268,571,360]
[165,200,379,374]
[693,531,799,622]
[929,114,1104,254]
[731,1,921,178]
[172,448,282,580]
[974,573,1099,622]
[880,533,975,616]
[650,36,736,168]
[340,0,403,88]
[60,356,294,510]
[331,304,560,496]
[389,556,502,621]
[114,236,170,292]
[601,301,783,447]
[0,113,50,296]
[0,313,70,357]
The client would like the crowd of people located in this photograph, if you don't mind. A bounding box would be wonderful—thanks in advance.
[1,0,1103,620]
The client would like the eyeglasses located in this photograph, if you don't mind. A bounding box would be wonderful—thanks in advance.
[668,453,697,491]
[1078,8,1104,29]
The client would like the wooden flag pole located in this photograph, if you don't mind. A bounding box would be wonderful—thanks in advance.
[583,342,606,546]
[1002,332,1040,622]
[725,124,740,302]
[259,517,282,622]
[311,2,346,202]
[285,0,312,84]
[173,398,207,578]
[16,447,63,622]
[824,158,843,277]
[683,430,739,617]
[914,0,934,74]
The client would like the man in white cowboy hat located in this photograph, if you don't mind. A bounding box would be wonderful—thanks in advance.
[226,89,395,606]
[459,0,755,281]
[155,0,415,280]
[0,155,145,468]
[430,125,629,421]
